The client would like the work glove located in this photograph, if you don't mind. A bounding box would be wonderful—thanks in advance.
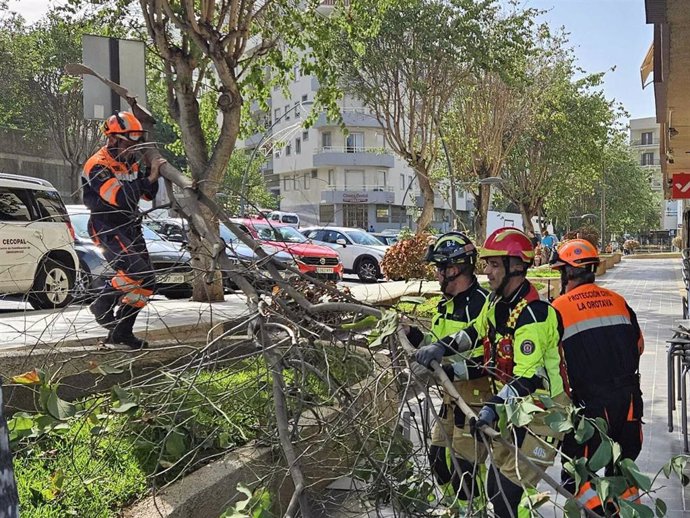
[470,405,497,438]
[415,342,445,368]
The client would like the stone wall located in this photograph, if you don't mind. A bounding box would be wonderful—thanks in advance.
[0,128,75,198]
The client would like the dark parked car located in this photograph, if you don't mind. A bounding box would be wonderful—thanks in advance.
[372,233,399,246]
[145,217,297,273]
[67,207,195,300]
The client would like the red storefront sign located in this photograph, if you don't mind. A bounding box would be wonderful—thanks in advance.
[672,173,690,199]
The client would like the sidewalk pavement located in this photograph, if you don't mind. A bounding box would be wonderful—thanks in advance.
[0,280,441,352]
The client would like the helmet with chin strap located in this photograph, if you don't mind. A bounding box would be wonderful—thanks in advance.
[425,231,477,293]
[480,227,535,296]
[550,239,599,294]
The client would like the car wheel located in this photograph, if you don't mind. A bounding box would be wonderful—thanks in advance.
[28,258,75,310]
[357,258,379,283]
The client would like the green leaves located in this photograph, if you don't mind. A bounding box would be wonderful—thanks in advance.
[619,458,652,492]
[545,410,574,433]
[574,416,595,444]
[220,484,274,518]
[46,390,76,421]
[369,309,399,349]
[588,439,612,472]
[111,385,138,413]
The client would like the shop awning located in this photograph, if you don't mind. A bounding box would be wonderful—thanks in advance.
[641,42,654,89]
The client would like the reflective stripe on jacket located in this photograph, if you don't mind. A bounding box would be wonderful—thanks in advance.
[552,282,643,401]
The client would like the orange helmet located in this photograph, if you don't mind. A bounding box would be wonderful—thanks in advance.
[550,239,599,269]
[102,111,145,141]
[480,227,535,264]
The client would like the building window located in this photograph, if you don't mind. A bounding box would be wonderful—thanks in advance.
[375,170,386,191]
[328,169,335,187]
[294,101,300,118]
[284,104,290,121]
[320,204,335,225]
[286,143,292,156]
[400,174,405,190]
[302,94,308,103]
[294,64,300,80]
[641,152,654,165]
[295,137,301,154]
[302,130,309,141]
[283,177,291,191]
[641,131,653,145]
[322,132,332,150]
[376,205,390,222]
[304,173,310,189]
[274,108,281,123]
[346,132,364,153]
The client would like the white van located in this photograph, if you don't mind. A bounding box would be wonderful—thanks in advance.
[0,173,79,309]
[267,211,300,228]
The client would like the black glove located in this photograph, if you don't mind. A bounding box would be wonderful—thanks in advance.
[415,342,445,368]
[470,405,497,438]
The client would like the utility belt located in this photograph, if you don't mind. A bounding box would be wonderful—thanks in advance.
[572,373,640,401]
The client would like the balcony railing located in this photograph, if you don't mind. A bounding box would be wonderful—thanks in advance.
[641,159,662,166]
[313,146,395,168]
[324,185,393,192]
[632,138,660,146]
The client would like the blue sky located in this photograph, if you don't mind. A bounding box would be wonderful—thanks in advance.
[11,0,655,120]
[525,0,655,120]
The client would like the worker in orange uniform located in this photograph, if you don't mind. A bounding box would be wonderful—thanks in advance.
[550,239,644,511]
[83,111,166,348]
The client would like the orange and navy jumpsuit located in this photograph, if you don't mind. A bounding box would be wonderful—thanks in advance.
[82,146,158,308]
[552,282,644,503]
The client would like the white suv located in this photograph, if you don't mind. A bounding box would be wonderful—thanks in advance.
[0,173,79,309]
[302,226,388,282]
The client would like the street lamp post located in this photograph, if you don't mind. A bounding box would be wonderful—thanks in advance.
[238,100,315,216]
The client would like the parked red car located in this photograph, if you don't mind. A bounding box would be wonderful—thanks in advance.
[232,218,343,281]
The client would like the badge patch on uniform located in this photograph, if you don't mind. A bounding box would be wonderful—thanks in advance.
[520,340,535,355]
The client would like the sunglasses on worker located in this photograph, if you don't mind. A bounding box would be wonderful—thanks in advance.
[117,131,145,143]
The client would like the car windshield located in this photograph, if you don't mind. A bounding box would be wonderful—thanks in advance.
[281,215,299,224]
[219,224,239,243]
[345,230,384,246]
[254,224,307,243]
[67,212,91,239]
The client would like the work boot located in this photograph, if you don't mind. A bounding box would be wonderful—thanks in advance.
[89,292,119,330]
[106,329,148,349]
[107,304,148,349]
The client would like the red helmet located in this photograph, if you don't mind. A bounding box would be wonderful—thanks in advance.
[102,111,145,141]
[550,239,599,269]
[480,227,535,264]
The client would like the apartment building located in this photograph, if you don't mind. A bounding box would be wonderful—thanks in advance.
[240,75,470,232]
[629,116,679,231]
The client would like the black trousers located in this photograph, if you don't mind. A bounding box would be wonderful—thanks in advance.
[561,387,643,494]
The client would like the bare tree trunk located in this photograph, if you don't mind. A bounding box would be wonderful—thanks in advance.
[70,163,82,203]
[189,203,225,302]
[473,182,491,243]
[520,204,535,235]
[415,167,435,232]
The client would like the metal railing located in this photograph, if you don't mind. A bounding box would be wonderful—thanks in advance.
[641,159,662,166]
[323,184,393,192]
[316,146,389,154]
[632,138,660,146]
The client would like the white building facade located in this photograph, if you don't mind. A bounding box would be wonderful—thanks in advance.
[629,116,680,231]
[241,77,470,232]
